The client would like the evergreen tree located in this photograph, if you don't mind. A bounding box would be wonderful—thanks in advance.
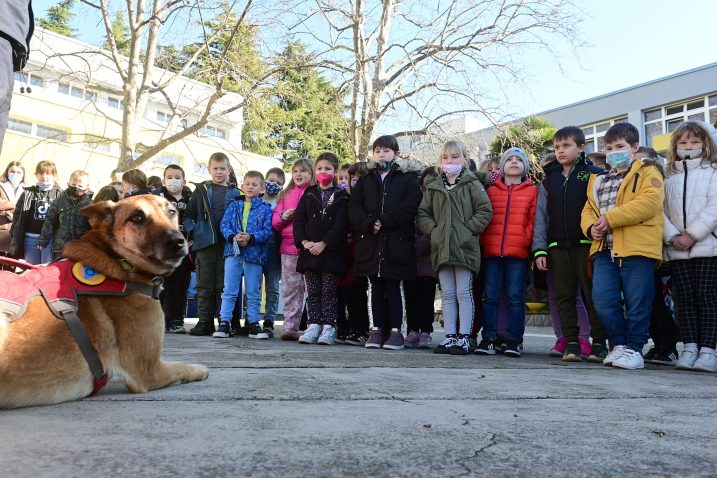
[103,9,131,56]
[37,0,76,37]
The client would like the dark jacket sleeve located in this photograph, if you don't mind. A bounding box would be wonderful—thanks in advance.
[293,193,309,249]
[348,176,376,235]
[10,191,27,256]
[322,199,349,249]
[37,196,61,247]
[379,174,421,230]
[183,188,200,239]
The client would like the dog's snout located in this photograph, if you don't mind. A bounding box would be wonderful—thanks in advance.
[163,230,186,252]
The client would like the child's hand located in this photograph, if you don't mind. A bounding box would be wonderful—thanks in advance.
[591,226,605,241]
[282,208,295,221]
[236,232,250,246]
[592,215,610,234]
[373,220,382,234]
[535,256,547,272]
[672,233,696,250]
[36,244,43,250]
[308,241,327,256]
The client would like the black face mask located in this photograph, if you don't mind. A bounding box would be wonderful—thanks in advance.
[67,186,90,198]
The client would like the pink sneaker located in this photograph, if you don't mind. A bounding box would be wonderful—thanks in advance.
[405,331,420,348]
[579,338,592,359]
[549,337,569,357]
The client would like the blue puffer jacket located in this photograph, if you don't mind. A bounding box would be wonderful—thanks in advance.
[220,196,273,265]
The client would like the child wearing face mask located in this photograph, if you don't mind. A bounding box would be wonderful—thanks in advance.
[662,121,717,373]
[294,152,349,345]
[417,140,493,355]
[0,161,25,254]
[259,167,286,337]
[155,164,193,333]
[37,170,93,262]
[582,122,664,370]
[122,169,153,197]
[10,160,62,264]
[273,158,314,340]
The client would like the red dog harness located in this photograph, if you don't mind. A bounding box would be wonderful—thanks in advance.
[0,258,163,395]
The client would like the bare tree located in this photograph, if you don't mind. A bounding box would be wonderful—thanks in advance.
[289,0,581,161]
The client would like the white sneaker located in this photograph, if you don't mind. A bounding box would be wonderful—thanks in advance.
[603,345,625,366]
[675,349,699,370]
[612,348,644,370]
[317,325,337,345]
[692,349,717,373]
[298,324,321,344]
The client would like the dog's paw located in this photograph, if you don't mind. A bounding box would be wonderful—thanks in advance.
[183,364,209,383]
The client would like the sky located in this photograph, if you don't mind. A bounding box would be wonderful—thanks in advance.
[32,0,717,129]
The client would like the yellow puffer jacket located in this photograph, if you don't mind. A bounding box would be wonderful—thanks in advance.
[581,159,664,260]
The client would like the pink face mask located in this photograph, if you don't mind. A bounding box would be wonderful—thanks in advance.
[316,173,334,186]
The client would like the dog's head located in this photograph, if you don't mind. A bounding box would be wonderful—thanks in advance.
[80,195,188,276]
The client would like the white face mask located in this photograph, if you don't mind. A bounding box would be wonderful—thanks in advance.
[441,163,463,176]
[8,172,22,186]
[676,149,702,160]
[166,179,183,193]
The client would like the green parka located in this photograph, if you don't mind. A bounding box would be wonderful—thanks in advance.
[417,170,493,274]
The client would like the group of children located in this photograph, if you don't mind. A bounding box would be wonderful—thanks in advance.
[1,118,715,374]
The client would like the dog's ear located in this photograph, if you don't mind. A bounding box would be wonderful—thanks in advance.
[81,201,116,227]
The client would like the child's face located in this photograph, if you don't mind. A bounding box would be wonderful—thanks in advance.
[292,166,311,187]
[441,148,465,166]
[553,137,583,167]
[242,176,263,199]
[208,160,229,185]
[337,169,350,187]
[266,172,284,187]
[70,176,90,191]
[604,137,638,155]
[503,156,525,177]
[489,161,501,173]
[677,133,703,151]
[372,147,396,163]
[316,160,336,177]
[35,170,54,186]
[122,181,139,196]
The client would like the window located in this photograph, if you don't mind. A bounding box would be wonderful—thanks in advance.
[8,118,32,135]
[28,74,44,87]
[202,125,226,138]
[156,111,173,124]
[70,86,83,98]
[36,125,69,142]
[643,94,717,147]
[58,82,70,95]
[193,162,209,176]
[579,116,628,153]
[108,96,124,110]
[154,153,181,166]
[59,83,97,101]
[85,90,97,102]
[84,135,111,153]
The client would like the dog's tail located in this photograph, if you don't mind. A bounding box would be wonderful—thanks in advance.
[0,312,8,355]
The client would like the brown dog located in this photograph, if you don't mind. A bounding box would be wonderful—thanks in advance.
[0,194,208,409]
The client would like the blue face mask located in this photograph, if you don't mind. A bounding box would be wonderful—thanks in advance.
[265,180,282,197]
[606,150,632,169]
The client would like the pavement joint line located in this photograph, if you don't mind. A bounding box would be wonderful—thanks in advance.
[86,395,717,402]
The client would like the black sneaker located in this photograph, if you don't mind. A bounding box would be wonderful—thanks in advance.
[344,331,369,346]
[449,335,477,355]
[434,335,458,354]
[562,342,582,362]
[494,335,506,354]
[235,323,251,336]
[643,346,656,362]
[504,341,523,357]
[588,343,608,363]
[651,351,678,366]
[170,320,186,334]
[248,322,269,339]
[475,337,496,355]
[189,320,213,336]
[335,333,347,344]
[262,321,275,339]
[213,321,232,338]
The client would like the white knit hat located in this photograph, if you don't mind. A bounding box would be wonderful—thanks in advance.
[500,147,530,175]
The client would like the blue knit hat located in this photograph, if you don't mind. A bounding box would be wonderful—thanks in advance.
[500,147,530,175]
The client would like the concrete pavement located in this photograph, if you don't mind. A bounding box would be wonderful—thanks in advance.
[0,325,715,477]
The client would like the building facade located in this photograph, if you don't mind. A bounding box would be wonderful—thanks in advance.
[1,28,281,190]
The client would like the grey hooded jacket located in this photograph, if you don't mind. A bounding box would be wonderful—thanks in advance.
[0,0,34,70]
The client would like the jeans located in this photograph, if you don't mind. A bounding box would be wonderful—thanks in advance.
[263,247,281,323]
[0,38,12,153]
[482,257,528,343]
[24,234,54,265]
[591,252,655,352]
[219,255,264,324]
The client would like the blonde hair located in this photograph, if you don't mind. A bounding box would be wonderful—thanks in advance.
[276,158,315,203]
[69,170,90,183]
[667,121,717,175]
[35,160,57,176]
[437,140,470,168]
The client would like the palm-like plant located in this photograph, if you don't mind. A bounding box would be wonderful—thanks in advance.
[489,116,556,181]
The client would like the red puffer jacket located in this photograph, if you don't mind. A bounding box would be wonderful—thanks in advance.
[481,178,538,259]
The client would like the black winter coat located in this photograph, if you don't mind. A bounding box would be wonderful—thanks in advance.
[293,185,350,275]
[348,166,422,280]
[541,153,605,250]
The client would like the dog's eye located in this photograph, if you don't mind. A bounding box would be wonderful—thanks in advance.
[168,209,177,217]
[131,214,146,225]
